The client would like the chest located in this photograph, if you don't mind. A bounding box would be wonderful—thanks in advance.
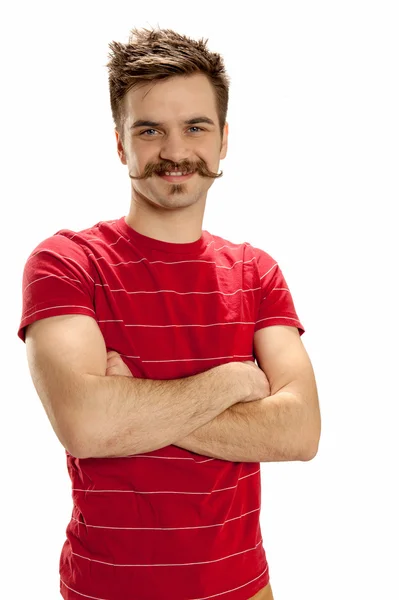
[92,251,261,378]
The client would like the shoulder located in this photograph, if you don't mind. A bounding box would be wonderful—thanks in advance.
[204,230,265,257]
[52,217,114,247]
[205,231,277,267]
[30,217,122,257]
[23,218,115,274]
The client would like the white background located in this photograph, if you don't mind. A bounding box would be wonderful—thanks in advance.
[1,1,398,599]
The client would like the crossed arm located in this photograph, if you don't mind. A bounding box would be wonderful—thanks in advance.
[174,326,321,463]
[174,391,313,462]
[27,317,320,462]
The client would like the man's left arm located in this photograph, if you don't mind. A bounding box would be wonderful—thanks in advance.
[174,326,321,463]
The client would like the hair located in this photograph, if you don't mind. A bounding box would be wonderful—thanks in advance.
[106,27,230,141]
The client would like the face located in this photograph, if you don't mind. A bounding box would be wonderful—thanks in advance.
[115,73,228,211]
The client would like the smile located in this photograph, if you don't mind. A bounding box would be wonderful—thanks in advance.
[158,172,195,182]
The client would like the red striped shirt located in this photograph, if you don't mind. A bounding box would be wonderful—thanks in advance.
[18,216,304,599]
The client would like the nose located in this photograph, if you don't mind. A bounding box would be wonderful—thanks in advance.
[159,131,190,165]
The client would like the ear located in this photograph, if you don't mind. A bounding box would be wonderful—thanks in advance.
[115,129,127,165]
[220,122,228,160]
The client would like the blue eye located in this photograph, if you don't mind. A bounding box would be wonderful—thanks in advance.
[140,129,157,136]
[139,127,204,136]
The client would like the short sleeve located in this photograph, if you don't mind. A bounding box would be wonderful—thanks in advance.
[254,248,305,336]
[17,234,97,343]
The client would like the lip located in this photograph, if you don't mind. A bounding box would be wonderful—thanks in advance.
[157,172,195,183]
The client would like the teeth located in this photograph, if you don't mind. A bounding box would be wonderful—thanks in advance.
[165,171,187,176]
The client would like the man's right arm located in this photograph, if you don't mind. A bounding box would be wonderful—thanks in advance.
[25,314,250,459]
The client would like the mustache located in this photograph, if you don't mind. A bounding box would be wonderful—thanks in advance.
[129,158,223,180]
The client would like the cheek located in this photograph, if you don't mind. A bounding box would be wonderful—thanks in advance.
[131,146,158,168]
[124,149,147,171]
[208,149,222,166]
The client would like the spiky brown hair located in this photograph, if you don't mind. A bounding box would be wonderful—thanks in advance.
[107,27,230,140]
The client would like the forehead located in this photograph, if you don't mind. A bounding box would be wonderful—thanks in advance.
[123,73,218,123]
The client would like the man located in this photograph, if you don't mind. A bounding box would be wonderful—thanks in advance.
[18,27,320,600]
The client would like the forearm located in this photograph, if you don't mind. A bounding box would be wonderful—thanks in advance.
[174,391,309,462]
[74,363,247,459]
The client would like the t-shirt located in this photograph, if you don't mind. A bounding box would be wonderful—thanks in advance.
[17,216,305,600]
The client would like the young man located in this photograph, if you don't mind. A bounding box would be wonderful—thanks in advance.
[18,27,320,600]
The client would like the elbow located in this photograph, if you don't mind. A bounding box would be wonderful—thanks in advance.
[300,443,319,461]
[64,429,91,459]
[66,445,87,460]
[69,423,104,459]
[69,440,91,459]
[48,416,88,459]
[62,413,97,459]
[300,430,321,461]
[300,405,321,461]
[50,431,88,459]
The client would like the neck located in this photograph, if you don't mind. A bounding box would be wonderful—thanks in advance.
[125,197,206,244]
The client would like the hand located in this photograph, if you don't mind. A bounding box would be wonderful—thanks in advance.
[106,351,134,378]
[240,360,271,402]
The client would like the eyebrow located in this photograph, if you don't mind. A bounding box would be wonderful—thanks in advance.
[130,116,215,130]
